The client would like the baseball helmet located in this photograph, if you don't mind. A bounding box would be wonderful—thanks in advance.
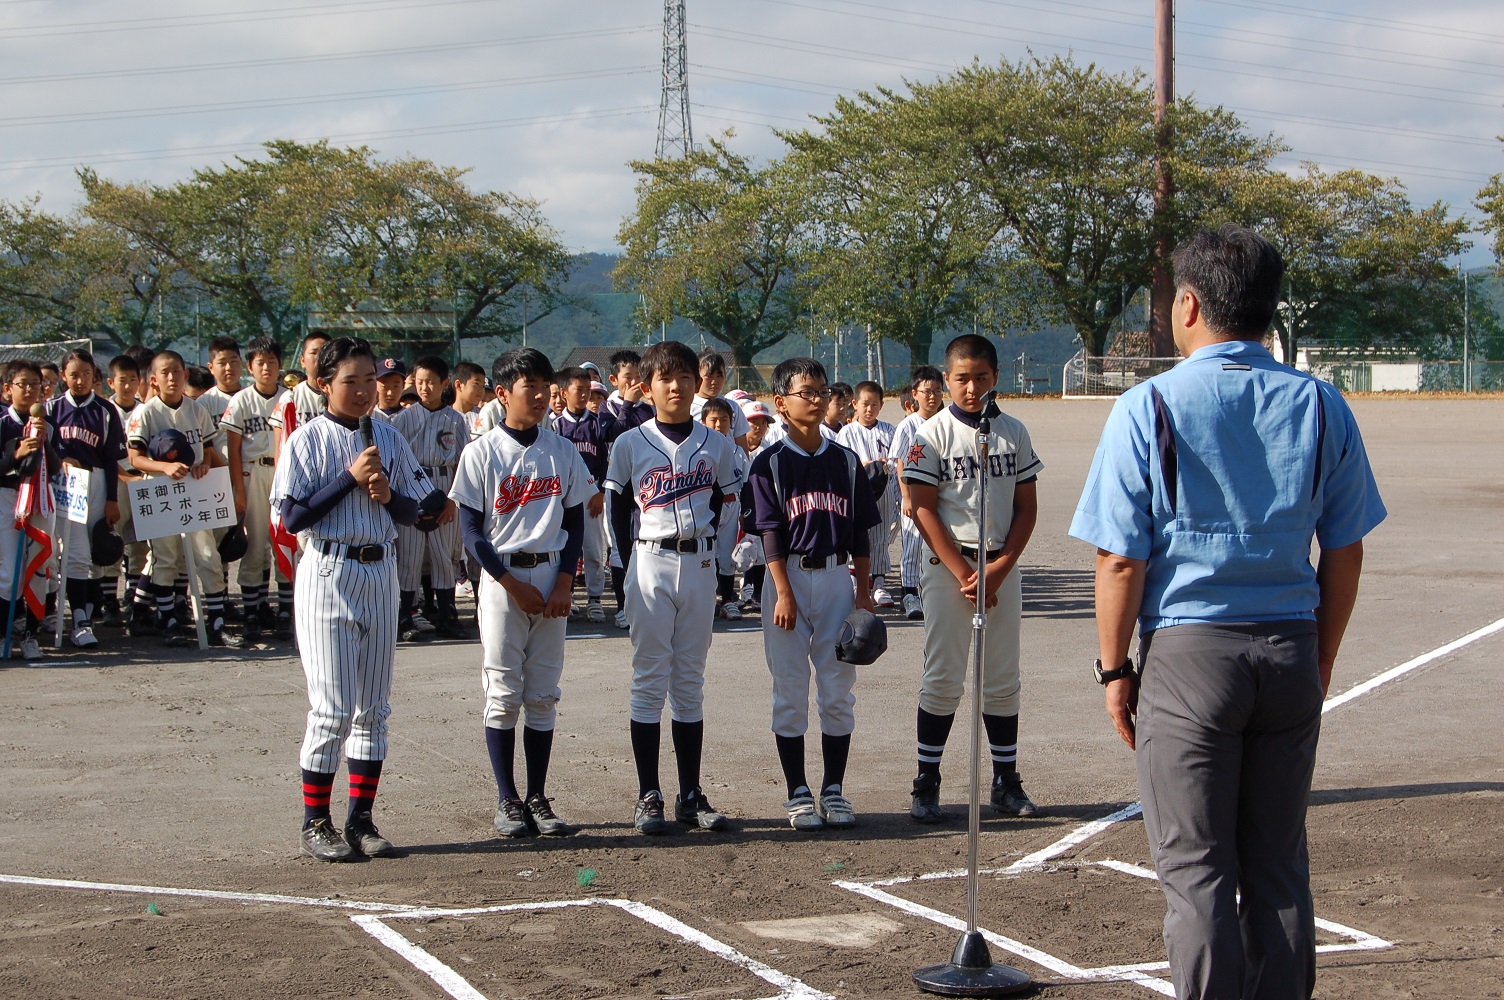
[218,524,248,563]
[835,608,888,665]
[864,459,889,500]
[147,429,194,464]
[413,488,446,533]
[90,518,125,567]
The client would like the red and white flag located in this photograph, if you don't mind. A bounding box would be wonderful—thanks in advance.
[269,395,298,582]
[14,432,54,620]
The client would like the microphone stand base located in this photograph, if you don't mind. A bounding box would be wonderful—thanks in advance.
[913,932,1032,997]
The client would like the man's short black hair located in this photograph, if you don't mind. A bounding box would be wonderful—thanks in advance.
[828,381,854,401]
[696,348,726,378]
[492,347,553,389]
[639,341,699,385]
[608,349,641,374]
[186,365,216,392]
[152,350,186,373]
[123,345,156,371]
[944,334,998,371]
[771,357,828,396]
[911,364,943,387]
[1171,224,1285,339]
[453,361,485,384]
[412,354,450,382]
[555,365,592,389]
[698,395,735,423]
[853,380,883,399]
[108,354,140,378]
[4,358,41,384]
[207,335,241,358]
[246,336,282,364]
[313,337,374,382]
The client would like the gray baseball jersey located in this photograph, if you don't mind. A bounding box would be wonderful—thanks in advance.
[449,426,596,556]
[220,385,287,462]
[269,381,326,431]
[604,422,742,541]
[197,386,235,431]
[127,395,219,464]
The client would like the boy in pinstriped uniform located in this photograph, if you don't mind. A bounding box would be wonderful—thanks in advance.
[887,365,945,620]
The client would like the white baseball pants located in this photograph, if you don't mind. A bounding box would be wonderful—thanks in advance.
[918,554,1022,717]
[625,543,715,724]
[865,482,897,578]
[898,514,923,589]
[715,500,740,578]
[147,529,223,592]
[296,545,399,772]
[581,505,607,598]
[477,561,567,729]
[397,470,458,590]
[238,462,288,589]
[763,561,856,738]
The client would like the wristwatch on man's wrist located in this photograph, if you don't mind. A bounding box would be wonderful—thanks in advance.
[1093,657,1137,685]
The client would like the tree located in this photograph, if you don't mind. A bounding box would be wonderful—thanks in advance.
[615,136,808,386]
[1237,164,1471,359]
[1478,169,1504,275]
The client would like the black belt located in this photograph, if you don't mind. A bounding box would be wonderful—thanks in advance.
[421,465,454,478]
[255,457,275,467]
[794,550,849,571]
[315,540,389,563]
[504,551,555,568]
[641,537,711,554]
[958,545,1005,563]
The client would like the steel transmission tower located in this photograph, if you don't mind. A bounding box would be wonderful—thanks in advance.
[656,0,693,158]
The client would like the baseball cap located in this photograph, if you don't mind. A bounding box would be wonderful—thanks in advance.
[725,388,753,403]
[590,381,608,396]
[377,357,408,379]
[147,429,194,464]
[580,361,602,377]
[740,399,774,422]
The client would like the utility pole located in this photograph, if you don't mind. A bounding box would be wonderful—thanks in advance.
[1148,0,1175,357]
[655,0,693,159]
[1463,268,1471,393]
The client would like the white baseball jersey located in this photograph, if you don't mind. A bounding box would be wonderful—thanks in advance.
[371,405,403,423]
[690,393,750,439]
[900,404,1043,549]
[888,411,934,589]
[114,399,143,474]
[391,403,470,473]
[461,405,484,441]
[269,381,326,431]
[475,397,505,437]
[888,412,929,470]
[838,419,896,471]
[449,427,595,556]
[197,386,235,431]
[127,394,219,464]
[762,420,836,449]
[604,422,742,541]
[219,385,287,462]
[270,416,433,547]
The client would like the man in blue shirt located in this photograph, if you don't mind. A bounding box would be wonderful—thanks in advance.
[1070,225,1386,1000]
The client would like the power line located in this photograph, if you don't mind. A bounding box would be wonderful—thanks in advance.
[0,0,504,39]
[0,68,653,129]
[0,25,655,87]
[1199,0,1504,48]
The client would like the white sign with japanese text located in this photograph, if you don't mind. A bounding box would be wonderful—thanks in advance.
[125,467,236,542]
[53,466,93,526]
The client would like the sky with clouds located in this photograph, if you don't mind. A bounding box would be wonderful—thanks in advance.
[2,0,1500,266]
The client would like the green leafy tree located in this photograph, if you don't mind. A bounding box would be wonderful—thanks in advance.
[1478,169,1504,275]
[615,136,808,387]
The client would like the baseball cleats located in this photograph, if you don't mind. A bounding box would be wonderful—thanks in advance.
[409,611,437,635]
[19,635,41,661]
[634,790,671,836]
[674,788,729,831]
[274,611,294,640]
[243,616,263,642]
[785,792,824,831]
[910,773,945,824]
[903,594,924,620]
[207,625,244,648]
[99,598,124,628]
[398,617,431,643]
[585,599,606,624]
[613,609,629,630]
[740,596,760,614]
[715,601,743,621]
[432,615,472,641]
[70,624,99,649]
[525,794,572,837]
[990,772,1039,818]
[127,609,163,638]
[301,818,355,862]
[494,797,533,838]
[344,811,397,858]
[818,789,857,829]
[872,586,895,608]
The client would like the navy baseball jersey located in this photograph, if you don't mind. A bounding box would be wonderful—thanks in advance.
[553,407,619,490]
[745,438,881,558]
[48,392,127,494]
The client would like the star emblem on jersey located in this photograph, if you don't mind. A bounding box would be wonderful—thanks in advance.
[494,474,563,515]
[907,443,926,465]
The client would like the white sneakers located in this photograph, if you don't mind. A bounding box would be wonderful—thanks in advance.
[71,624,99,648]
[902,593,924,620]
[613,609,629,630]
[20,636,41,661]
[872,586,895,608]
[785,788,857,830]
[585,599,606,623]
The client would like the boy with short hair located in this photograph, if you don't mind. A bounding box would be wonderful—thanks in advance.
[745,358,880,830]
[126,351,242,648]
[901,335,1042,823]
[184,365,215,400]
[105,354,149,627]
[220,337,289,642]
[198,335,244,431]
[270,333,329,459]
[451,347,594,839]
[698,396,745,619]
[452,361,488,435]
[824,382,853,436]
[602,350,652,628]
[372,357,407,420]
[888,365,946,620]
[392,354,471,640]
[553,366,619,624]
[690,349,750,450]
[605,341,742,835]
[837,381,898,607]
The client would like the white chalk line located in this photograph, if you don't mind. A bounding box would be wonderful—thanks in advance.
[356,897,832,1000]
[838,618,1503,993]
[0,873,415,912]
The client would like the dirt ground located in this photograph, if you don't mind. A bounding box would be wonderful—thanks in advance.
[0,398,1499,999]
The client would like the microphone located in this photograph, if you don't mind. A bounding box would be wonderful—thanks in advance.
[358,414,375,451]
